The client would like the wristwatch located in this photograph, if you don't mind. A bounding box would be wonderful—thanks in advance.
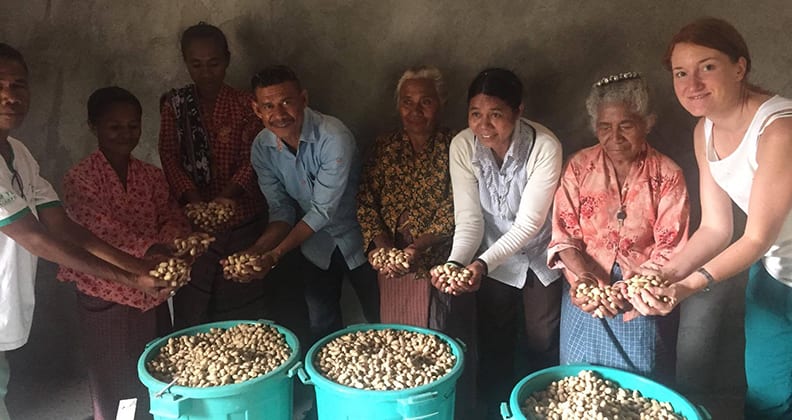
[696,267,716,292]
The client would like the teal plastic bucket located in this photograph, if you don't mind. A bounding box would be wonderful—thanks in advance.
[500,365,711,419]
[298,323,465,419]
[137,320,301,420]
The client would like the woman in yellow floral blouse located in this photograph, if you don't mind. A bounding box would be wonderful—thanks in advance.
[357,65,456,327]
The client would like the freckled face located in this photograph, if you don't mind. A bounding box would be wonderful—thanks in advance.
[670,42,747,117]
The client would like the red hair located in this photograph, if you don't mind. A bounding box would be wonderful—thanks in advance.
[663,18,751,75]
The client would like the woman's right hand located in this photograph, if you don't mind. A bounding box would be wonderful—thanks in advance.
[569,272,620,318]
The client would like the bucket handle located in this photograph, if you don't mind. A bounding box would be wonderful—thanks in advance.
[397,391,439,418]
[287,361,303,378]
[697,404,712,420]
[154,377,179,398]
[453,337,467,353]
[296,365,314,386]
[500,402,513,419]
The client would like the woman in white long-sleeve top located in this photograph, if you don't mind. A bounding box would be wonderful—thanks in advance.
[430,68,563,420]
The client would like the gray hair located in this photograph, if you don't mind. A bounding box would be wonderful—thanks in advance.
[395,65,447,108]
[585,73,653,132]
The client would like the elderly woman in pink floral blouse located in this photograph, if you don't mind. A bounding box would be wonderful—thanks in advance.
[548,72,690,382]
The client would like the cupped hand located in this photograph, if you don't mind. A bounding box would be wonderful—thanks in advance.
[448,261,484,294]
[628,282,689,316]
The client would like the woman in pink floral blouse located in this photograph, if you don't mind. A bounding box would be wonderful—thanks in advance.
[57,87,190,420]
[548,73,690,382]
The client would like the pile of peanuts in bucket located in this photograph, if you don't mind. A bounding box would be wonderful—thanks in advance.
[521,370,685,420]
[185,202,234,233]
[315,329,456,390]
[147,323,291,387]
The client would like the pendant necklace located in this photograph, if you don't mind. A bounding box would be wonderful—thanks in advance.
[616,178,629,228]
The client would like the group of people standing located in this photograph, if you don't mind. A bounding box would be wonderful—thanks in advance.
[1,16,791,420]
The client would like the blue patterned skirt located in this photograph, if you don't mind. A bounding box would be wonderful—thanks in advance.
[559,264,675,379]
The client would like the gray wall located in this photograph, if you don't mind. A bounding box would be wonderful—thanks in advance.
[2,0,791,415]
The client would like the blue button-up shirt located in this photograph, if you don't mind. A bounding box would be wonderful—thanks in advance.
[251,107,366,270]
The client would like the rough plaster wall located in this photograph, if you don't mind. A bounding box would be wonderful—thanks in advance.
[1,0,791,410]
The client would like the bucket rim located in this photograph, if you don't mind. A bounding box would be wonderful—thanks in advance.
[137,319,300,398]
[303,323,464,397]
[507,364,702,420]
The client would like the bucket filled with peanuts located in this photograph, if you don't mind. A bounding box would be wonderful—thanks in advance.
[500,365,709,420]
[297,324,465,420]
[137,320,301,420]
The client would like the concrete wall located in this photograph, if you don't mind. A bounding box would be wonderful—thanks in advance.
[2,0,791,415]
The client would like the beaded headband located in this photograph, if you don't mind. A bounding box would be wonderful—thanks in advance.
[594,72,641,87]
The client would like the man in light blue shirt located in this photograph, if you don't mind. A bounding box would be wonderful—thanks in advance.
[246,65,379,340]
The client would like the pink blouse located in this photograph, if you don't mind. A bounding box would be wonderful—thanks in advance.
[548,144,689,279]
[57,151,190,310]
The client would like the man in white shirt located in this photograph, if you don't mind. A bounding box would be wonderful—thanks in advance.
[0,43,168,418]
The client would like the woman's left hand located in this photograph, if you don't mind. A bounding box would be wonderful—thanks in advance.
[628,279,696,316]
[447,260,484,294]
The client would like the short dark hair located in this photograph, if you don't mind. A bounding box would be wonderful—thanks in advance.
[0,43,28,73]
[251,65,301,91]
[87,86,142,125]
[180,22,230,60]
[467,68,523,111]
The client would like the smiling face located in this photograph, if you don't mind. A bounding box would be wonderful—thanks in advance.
[0,58,30,138]
[251,81,307,145]
[595,102,649,164]
[183,37,229,98]
[92,102,142,160]
[398,78,441,139]
[468,93,522,152]
[670,42,747,118]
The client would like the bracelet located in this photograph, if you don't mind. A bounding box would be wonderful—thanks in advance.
[474,258,489,276]
[696,267,716,292]
[446,260,465,268]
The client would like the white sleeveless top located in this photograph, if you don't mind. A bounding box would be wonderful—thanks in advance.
[705,95,792,285]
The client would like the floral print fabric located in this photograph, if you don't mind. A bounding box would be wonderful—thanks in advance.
[57,151,190,311]
[548,144,690,277]
[357,128,455,275]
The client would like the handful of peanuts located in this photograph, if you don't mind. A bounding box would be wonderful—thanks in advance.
[623,274,674,306]
[574,282,623,319]
[430,263,473,294]
[222,252,267,282]
[173,233,215,258]
[150,258,191,288]
[185,202,234,233]
[574,274,674,318]
[369,248,410,277]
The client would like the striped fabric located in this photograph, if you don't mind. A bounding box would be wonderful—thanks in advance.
[378,272,431,327]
